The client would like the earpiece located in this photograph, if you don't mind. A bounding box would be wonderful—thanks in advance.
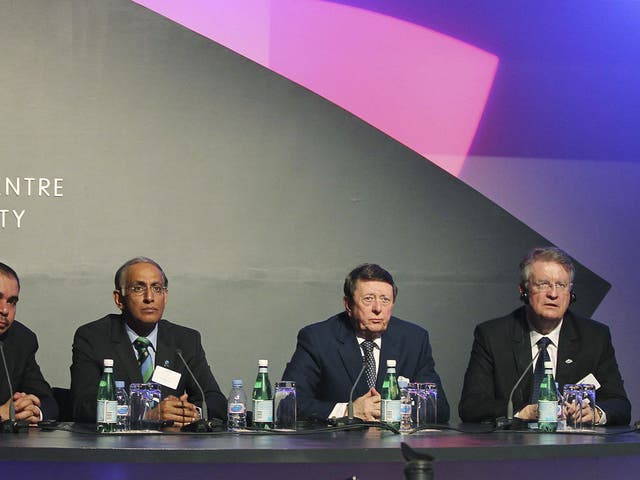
[519,289,529,305]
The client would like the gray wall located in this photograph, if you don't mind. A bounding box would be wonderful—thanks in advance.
[1,0,611,421]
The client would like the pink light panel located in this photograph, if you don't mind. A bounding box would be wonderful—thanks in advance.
[132,0,498,177]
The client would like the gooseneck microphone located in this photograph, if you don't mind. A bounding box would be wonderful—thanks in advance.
[175,348,218,432]
[0,340,28,433]
[348,361,367,421]
[330,359,367,427]
[496,346,541,429]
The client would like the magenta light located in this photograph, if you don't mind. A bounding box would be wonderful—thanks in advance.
[132,0,498,177]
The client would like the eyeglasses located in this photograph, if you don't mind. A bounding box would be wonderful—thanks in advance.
[125,284,167,296]
[530,281,572,293]
[359,294,393,306]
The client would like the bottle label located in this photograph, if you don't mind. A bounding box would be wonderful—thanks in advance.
[381,399,401,423]
[228,402,246,414]
[538,400,557,423]
[117,404,129,416]
[97,400,118,423]
[253,399,273,422]
[400,403,412,416]
[97,400,106,423]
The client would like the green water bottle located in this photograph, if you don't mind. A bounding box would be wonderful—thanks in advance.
[252,359,273,429]
[537,361,558,432]
[381,359,401,428]
[96,358,117,433]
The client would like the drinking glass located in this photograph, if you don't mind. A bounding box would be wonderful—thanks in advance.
[273,381,296,430]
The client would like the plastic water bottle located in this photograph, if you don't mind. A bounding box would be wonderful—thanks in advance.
[115,380,130,431]
[227,379,248,431]
[398,376,412,433]
[96,359,117,433]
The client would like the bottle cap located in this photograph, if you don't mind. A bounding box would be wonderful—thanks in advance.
[398,377,409,389]
[232,379,243,387]
[544,361,553,369]
[115,380,125,388]
[387,359,397,367]
[258,359,268,367]
[103,359,114,367]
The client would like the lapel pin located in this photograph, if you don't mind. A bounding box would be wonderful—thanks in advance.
[164,360,170,367]
[565,359,573,364]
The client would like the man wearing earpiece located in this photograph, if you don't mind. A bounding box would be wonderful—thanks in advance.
[459,247,630,425]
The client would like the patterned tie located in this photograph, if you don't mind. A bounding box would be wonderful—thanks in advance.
[133,337,154,382]
[530,337,552,403]
[361,340,377,389]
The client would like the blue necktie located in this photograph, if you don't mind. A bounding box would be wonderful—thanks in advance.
[530,337,552,403]
[134,337,154,382]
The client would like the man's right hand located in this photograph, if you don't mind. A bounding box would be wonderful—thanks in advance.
[351,387,381,421]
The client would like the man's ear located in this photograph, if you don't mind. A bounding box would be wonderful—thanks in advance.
[113,290,124,311]
[343,296,352,316]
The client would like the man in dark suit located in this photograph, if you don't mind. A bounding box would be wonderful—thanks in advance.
[459,247,630,425]
[283,264,449,422]
[71,257,226,425]
[0,262,58,423]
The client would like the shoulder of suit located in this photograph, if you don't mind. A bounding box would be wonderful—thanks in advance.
[474,307,527,333]
[387,316,428,335]
[74,313,120,334]
[157,318,200,337]
[564,310,610,333]
[6,320,38,341]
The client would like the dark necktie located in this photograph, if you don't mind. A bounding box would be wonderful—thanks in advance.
[530,337,552,403]
[133,337,154,382]
[361,340,377,389]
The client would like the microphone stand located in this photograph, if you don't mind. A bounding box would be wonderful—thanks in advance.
[495,347,541,429]
[175,349,223,433]
[0,341,29,433]
[330,362,367,427]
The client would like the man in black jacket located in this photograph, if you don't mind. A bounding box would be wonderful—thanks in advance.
[71,257,226,425]
[459,247,630,425]
[0,262,58,423]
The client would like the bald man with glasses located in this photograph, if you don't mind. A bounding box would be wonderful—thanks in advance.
[70,257,226,425]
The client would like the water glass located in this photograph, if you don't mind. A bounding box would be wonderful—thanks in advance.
[578,383,596,429]
[408,382,438,428]
[562,384,582,429]
[129,382,162,430]
[273,381,296,430]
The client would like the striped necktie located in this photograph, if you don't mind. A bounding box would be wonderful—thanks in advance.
[530,337,552,403]
[133,336,154,382]
[361,340,377,389]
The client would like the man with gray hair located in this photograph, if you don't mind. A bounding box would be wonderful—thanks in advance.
[71,257,226,425]
[459,247,630,425]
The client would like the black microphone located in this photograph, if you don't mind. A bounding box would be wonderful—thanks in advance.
[495,346,541,429]
[330,359,367,427]
[175,348,220,432]
[0,340,28,433]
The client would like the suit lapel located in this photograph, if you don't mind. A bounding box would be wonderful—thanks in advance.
[111,316,143,383]
[511,310,534,406]
[336,314,367,393]
[378,319,402,391]
[556,313,579,387]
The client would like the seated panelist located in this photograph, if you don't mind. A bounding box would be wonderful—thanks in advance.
[70,257,226,426]
[0,262,58,424]
[459,247,630,426]
[283,263,450,423]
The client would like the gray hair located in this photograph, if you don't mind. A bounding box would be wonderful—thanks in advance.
[519,247,575,287]
[114,257,168,292]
